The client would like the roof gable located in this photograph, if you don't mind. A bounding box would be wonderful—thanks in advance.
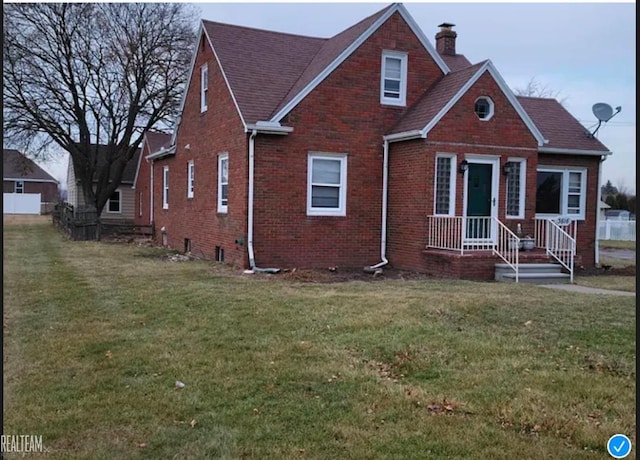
[180,3,451,128]
[270,3,450,122]
[133,131,172,187]
[387,60,547,146]
[3,149,59,183]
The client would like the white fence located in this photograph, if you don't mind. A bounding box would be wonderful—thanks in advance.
[598,220,636,241]
[3,193,41,215]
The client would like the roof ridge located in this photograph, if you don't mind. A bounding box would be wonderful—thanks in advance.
[201,18,327,41]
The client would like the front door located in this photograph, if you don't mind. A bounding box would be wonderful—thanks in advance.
[464,161,497,243]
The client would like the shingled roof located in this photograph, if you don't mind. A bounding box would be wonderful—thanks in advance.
[143,131,172,155]
[3,149,59,182]
[517,97,610,153]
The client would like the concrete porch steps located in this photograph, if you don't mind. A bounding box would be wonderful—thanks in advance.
[495,263,571,284]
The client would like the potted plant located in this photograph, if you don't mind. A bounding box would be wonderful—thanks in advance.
[521,235,535,251]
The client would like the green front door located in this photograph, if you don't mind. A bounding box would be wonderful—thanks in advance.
[466,163,493,239]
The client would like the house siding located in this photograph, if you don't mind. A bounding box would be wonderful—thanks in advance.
[152,32,248,265]
[3,180,58,214]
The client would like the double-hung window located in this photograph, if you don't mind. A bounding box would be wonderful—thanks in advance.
[218,154,228,213]
[505,158,526,219]
[536,167,587,219]
[380,51,407,106]
[200,64,208,112]
[187,161,195,198]
[15,180,24,194]
[434,154,456,215]
[307,153,347,216]
[162,166,169,209]
[107,190,121,213]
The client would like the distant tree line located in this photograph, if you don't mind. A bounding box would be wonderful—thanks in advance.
[601,180,636,214]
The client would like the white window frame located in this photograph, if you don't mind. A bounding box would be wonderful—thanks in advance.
[505,157,526,219]
[217,154,228,213]
[15,180,24,193]
[307,153,347,217]
[433,154,457,216]
[474,96,495,121]
[380,50,408,107]
[187,160,194,198]
[200,64,208,113]
[535,166,587,220]
[107,189,121,214]
[162,166,169,209]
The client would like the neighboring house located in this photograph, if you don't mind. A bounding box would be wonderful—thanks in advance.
[138,3,611,280]
[133,131,172,227]
[3,149,59,214]
[67,145,141,222]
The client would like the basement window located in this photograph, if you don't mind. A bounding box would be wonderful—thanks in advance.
[474,97,494,121]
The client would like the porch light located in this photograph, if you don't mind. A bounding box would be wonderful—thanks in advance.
[503,161,515,176]
[458,159,468,174]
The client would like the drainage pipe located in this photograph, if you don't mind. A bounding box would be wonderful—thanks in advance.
[369,139,390,269]
[246,129,280,274]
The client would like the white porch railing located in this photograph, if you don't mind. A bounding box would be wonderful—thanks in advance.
[427,216,496,254]
[534,217,576,283]
[427,216,578,283]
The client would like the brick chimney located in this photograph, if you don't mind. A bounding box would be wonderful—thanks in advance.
[435,23,457,56]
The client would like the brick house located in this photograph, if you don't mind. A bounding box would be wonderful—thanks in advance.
[133,131,172,227]
[140,3,611,281]
[3,149,59,214]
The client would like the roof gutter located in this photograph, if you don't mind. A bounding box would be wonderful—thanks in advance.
[538,147,612,156]
[382,130,424,143]
[245,121,293,135]
[145,145,176,161]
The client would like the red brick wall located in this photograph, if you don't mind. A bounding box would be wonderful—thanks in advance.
[249,12,446,269]
[152,33,248,267]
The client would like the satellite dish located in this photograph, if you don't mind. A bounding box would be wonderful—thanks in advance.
[592,103,614,122]
[588,103,622,138]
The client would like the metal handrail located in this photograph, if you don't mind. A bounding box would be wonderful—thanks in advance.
[492,217,520,282]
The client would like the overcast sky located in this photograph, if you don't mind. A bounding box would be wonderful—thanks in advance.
[41,2,635,194]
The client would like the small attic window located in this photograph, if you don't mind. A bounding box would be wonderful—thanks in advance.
[474,97,494,121]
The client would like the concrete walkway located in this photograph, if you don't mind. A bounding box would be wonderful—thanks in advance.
[539,284,636,296]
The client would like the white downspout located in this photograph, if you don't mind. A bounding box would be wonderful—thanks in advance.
[149,159,154,225]
[245,129,280,274]
[595,154,606,265]
[369,139,390,269]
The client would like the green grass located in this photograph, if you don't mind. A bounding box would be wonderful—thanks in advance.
[575,276,636,292]
[3,218,636,459]
[599,240,636,250]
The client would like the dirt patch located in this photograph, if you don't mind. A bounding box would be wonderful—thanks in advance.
[576,265,636,277]
[273,267,436,283]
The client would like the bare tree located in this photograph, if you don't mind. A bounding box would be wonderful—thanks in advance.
[513,77,567,106]
[3,3,195,217]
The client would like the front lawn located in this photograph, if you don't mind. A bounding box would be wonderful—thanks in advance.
[3,218,636,459]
